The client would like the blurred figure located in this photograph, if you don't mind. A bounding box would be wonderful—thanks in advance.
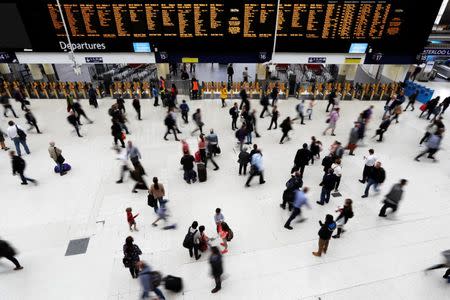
[0,239,23,270]
[180,100,189,124]
[132,96,141,120]
[136,261,166,299]
[24,108,41,133]
[425,250,450,280]
[361,161,386,198]
[267,105,279,130]
[378,179,407,217]
[323,108,340,136]
[245,149,265,187]
[279,117,293,144]
[0,127,10,151]
[72,100,93,125]
[10,150,37,185]
[209,246,223,293]
[1,91,18,118]
[415,129,444,162]
[88,84,98,108]
[67,110,82,137]
[284,187,310,230]
[333,199,354,238]
[13,87,28,111]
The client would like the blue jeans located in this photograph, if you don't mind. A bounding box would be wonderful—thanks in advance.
[12,137,30,156]
[364,178,379,196]
[246,132,252,144]
[320,188,331,204]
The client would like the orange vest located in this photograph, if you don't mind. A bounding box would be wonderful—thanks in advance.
[192,81,199,91]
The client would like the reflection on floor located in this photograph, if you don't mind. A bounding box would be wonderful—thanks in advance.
[0,86,449,299]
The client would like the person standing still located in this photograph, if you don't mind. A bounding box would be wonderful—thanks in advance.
[312,214,336,257]
[88,84,98,108]
[359,149,376,184]
[48,141,67,176]
[123,236,142,278]
[180,100,189,124]
[220,85,228,108]
[227,64,234,83]
[229,102,239,130]
[238,146,250,175]
[132,96,141,120]
[267,105,279,130]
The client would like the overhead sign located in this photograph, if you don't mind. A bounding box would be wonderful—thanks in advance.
[423,49,450,56]
[308,57,326,64]
[85,57,103,63]
[344,58,362,64]
[0,52,18,63]
[181,57,199,63]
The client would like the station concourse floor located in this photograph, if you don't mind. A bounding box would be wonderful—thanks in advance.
[0,84,449,300]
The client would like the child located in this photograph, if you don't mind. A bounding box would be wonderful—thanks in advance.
[333,199,354,238]
[214,208,224,233]
[312,214,336,257]
[126,207,139,231]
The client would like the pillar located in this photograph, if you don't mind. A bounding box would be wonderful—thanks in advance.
[156,63,170,79]
[337,64,358,82]
[0,63,11,74]
[43,64,57,81]
[255,63,267,81]
[27,64,43,81]
[380,65,410,82]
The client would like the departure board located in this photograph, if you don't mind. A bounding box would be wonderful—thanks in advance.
[2,0,443,58]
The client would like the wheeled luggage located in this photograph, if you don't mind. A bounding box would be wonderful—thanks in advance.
[164,275,183,292]
[197,163,207,182]
[54,163,71,173]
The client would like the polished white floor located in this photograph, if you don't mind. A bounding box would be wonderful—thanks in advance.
[0,87,449,300]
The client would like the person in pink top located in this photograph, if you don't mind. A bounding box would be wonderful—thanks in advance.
[198,134,207,163]
[323,108,340,136]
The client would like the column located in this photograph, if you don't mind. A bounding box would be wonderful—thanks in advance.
[27,64,44,81]
[43,64,57,81]
[381,65,409,82]
[156,63,170,79]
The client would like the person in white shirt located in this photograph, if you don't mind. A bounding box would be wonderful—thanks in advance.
[331,158,342,192]
[359,149,376,184]
[6,120,30,156]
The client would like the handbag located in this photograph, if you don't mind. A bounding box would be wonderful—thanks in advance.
[55,147,65,164]
[215,146,221,154]
[147,194,156,207]
[15,125,27,140]
[122,257,131,268]
[325,118,330,123]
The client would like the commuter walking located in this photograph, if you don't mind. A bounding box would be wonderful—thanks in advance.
[293,143,311,176]
[152,85,159,106]
[238,146,250,175]
[220,85,228,108]
[420,121,438,145]
[280,172,303,210]
[326,89,336,112]
[317,168,336,205]
[267,105,279,130]
[13,87,28,111]
[346,123,359,155]
[136,261,166,299]
[116,147,129,183]
[270,84,279,106]
[127,141,142,169]
[0,239,23,270]
[332,199,354,238]
[1,92,18,118]
[361,161,386,198]
[123,236,142,278]
[279,117,293,144]
[284,187,310,230]
[373,116,391,142]
[180,100,189,124]
[229,102,239,130]
[164,112,179,141]
[0,127,10,151]
[309,136,321,164]
[359,149,376,183]
[149,177,165,213]
[111,119,125,148]
[378,179,407,217]
[245,150,265,186]
[259,91,270,118]
[88,84,98,108]
[67,110,82,137]
[323,108,340,136]
[117,97,126,113]
[442,96,450,114]
[23,108,41,133]
[132,96,141,120]
[180,149,197,184]
[415,130,443,162]
[72,100,93,124]
[7,120,30,156]
[184,221,201,260]
[425,250,450,280]
[239,88,249,110]
[420,96,439,119]
[312,214,336,257]
[191,108,204,135]
[292,99,306,124]
[65,93,73,112]
[209,247,223,293]
[48,141,67,176]
[404,90,418,111]
[10,150,37,185]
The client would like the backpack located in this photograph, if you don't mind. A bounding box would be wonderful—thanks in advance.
[16,125,27,140]
[182,228,197,248]
[226,229,234,241]
[229,107,234,116]
[147,194,156,207]
[150,271,162,287]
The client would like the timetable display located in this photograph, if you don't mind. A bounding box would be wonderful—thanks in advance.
[4,0,443,56]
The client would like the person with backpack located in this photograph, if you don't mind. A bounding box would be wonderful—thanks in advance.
[292,99,306,125]
[317,168,336,206]
[333,199,354,239]
[312,214,336,257]
[209,246,223,293]
[24,108,41,134]
[191,108,204,136]
[184,221,201,260]
[229,102,239,130]
[163,111,179,141]
[1,91,18,118]
[132,96,141,120]
[238,146,250,175]
[218,222,233,254]
[279,117,293,144]
[284,187,310,230]
[123,236,142,279]
[259,91,270,118]
[280,171,303,210]
[0,239,23,270]
[267,105,279,130]
[88,84,98,108]
[180,100,189,124]
[7,120,30,156]
[137,261,166,299]
[293,143,311,176]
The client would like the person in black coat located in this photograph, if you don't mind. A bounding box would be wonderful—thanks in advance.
[24,108,41,133]
[238,146,250,175]
[132,96,141,120]
[209,246,223,293]
[72,101,93,125]
[279,117,292,144]
[0,239,23,270]
[13,88,27,111]
[180,150,197,184]
[1,92,18,118]
[267,105,279,130]
[317,169,336,205]
[271,84,279,106]
[163,112,179,141]
[280,171,303,210]
[321,153,333,173]
[239,88,249,110]
[293,143,311,175]
[373,116,391,142]
[88,84,98,108]
[361,161,386,198]
[123,236,142,278]
[312,214,336,257]
[259,92,270,118]
[229,102,239,130]
[117,97,126,113]
[111,119,125,148]
[404,90,418,111]
[326,89,336,112]
[67,110,82,137]
[10,150,37,185]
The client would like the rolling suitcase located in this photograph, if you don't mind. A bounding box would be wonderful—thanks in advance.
[164,275,183,292]
[197,163,207,182]
[54,163,71,173]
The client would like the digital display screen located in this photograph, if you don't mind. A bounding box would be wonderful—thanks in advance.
[133,42,151,53]
[1,0,442,58]
[349,43,368,54]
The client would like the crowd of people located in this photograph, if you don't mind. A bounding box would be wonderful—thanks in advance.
[1,76,449,299]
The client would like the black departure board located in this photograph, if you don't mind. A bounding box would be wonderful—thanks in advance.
[1,0,443,58]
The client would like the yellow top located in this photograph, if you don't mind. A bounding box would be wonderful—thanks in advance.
[220,88,228,99]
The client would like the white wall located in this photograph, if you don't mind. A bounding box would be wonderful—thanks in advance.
[15,52,156,64]
[381,65,409,82]
[271,53,365,64]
